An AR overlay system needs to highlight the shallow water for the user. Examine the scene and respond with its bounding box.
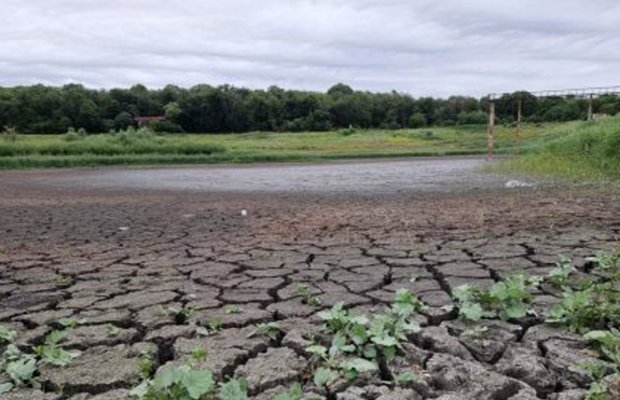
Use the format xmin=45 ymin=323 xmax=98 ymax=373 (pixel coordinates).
xmin=20 ymin=157 xmax=511 ymax=194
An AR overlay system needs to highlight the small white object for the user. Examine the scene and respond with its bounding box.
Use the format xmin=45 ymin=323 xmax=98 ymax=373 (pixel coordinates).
xmin=119 ymin=227 xmax=129 ymax=231
xmin=505 ymin=180 xmax=533 ymax=188
xmin=241 ymin=209 xmax=247 ymax=216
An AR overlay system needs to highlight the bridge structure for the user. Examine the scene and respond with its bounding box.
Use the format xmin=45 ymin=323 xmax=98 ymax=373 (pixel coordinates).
xmin=485 ymin=85 xmax=620 ymax=160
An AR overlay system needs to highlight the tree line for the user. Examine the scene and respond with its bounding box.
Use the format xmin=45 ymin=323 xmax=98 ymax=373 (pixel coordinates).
xmin=1 ymin=83 xmax=619 ymax=134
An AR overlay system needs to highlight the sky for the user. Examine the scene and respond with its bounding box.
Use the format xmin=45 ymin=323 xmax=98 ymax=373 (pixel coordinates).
xmin=1 ymin=0 xmax=620 ymax=97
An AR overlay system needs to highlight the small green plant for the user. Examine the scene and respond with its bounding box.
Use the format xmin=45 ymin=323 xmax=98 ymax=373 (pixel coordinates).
xmin=52 ymin=274 xmax=72 ymax=285
xmin=223 ymin=305 xmax=241 ymax=314
xmin=0 ymin=325 xmax=17 ymax=343
xmin=586 ymin=251 xmax=619 ymax=272
xmin=107 ymin=324 xmax=121 ymax=336
xmin=247 ymin=322 xmax=281 ymax=342
xmin=312 ymin=367 xmax=339 ymax=388
xmin=138 ymin=348 xmax=156 ymax=380
xmin=582 ymin=361 xmax=619 ymax=400
xmin=130 ymin=364 xmax=215 ymax=399
xmin=453 ymin=274 xmax=541 ymax=321
xmin=272 ymin=382 xmax=304 ymax=400
xmin=1 ymin=324 xmax=80 ymax=393
xmin=165 ymin=305 xmax=196 ymax=325
xmin=340 ymin=358 xmax=378 ymax=380
xmin=296 ymin=284 xmax=322 ymax=307
xmin=393 ymin=370 xmax=420 ymax=386
xmin=547 ymin=257 xmax=576 ymax=288
xmin=58 ymin=317 xmax=87 ymax=329
xmin=310 ymin=290 xmax=426 ymax=382
xmin=217 ymin=378 xmax=249 ymax=400
xmin=34 ymin=330 xmax=80 ymax=367
xmin=1 ymin=344 xmax=38 ymax=393
xmin=191 ymin=348 xmax=208 ymax=363
xmin=206 ymin=317 xmax=223 ymax=333
xmin=584 ymin=329 xmax=620 ymax=365
xmin=547 ymin=282 xmax=618 ymax=333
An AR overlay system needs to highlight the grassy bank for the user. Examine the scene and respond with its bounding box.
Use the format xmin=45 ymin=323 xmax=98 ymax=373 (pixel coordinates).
xmin=0 ymin=122 xmax=575 ymax=169
xmin=495 ymin=117 xmax=620 ymax=180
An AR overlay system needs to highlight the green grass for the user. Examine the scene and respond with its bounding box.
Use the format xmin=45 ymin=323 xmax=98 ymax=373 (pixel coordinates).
xmin=0 ymin=122 xmax=576 ymax=169
xmin=495 ymin=117 xmax=620 ymax=180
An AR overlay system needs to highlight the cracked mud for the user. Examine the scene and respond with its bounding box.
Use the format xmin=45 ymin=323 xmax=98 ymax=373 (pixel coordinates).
xmin=0 ymin=160 xmax=619 ymax=399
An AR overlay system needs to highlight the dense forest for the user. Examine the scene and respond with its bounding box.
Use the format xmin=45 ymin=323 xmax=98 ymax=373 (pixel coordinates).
xmin=1 ymin=83 xmax=620 ymax=134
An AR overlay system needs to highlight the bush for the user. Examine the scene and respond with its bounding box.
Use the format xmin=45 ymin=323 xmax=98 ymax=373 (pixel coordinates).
xmin=408 ymin=113 xmax=427 ymax=129
xmin=338 ymin=126 xmax=357 ymax=136
xmin=64 ymin=127 xmax=87 ymax=142
xmin=2 ymin=126 xmax=18 ymax=142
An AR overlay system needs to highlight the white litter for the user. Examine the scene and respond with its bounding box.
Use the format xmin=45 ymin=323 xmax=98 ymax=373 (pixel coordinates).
xmin=118 ymin=227 xmax=129 ymax=231
xmin=505 ymin=180 xmax=533 ymax=188
xmin=241 ymin=209 xmax=248 ymax=216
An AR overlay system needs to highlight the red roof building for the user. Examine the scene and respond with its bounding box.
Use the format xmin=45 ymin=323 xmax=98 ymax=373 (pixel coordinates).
xmin=133 ymin=116 xmax=166 ymax=126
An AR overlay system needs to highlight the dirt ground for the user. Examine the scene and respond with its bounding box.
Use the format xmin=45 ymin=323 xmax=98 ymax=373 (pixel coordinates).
xmin=0 ymin=161 xmax=619 ymax=400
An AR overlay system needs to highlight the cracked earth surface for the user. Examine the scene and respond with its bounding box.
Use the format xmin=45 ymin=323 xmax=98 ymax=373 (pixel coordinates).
xmin=0 ymin=161 xmax=619 ymax=400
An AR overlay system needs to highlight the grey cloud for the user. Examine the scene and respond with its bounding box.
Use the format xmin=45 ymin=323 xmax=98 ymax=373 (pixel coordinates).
xmin=1 ymin=0 xmax=619 ymax=96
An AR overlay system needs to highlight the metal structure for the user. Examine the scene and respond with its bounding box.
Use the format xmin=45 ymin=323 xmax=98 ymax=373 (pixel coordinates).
xmin=486 ymin=85 xmax=620 ymax=159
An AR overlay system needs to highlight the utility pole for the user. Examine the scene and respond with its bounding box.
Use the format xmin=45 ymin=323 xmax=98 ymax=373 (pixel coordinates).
xmin=487 ymin=101 xmax=495 ymax=160
xmin=515 ymin=97 xmax=522 ymax=155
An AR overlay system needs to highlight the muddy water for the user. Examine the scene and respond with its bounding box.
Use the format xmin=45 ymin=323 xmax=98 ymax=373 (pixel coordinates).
xmin=20 ymin=157 xmax=512 ymax=194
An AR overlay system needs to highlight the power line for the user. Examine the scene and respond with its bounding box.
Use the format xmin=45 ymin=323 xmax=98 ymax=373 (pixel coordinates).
xmin=489 ymin=85 xmax=620 ymax=100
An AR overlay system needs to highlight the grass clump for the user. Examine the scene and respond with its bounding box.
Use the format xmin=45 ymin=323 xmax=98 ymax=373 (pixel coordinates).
xmin=497 ymin=117 xmax=620 ymax=180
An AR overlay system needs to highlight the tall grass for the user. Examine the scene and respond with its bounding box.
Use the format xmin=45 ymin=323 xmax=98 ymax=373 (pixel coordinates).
xmin=497 ymin=117 xmax=620 ymax=180
xmin=0 ymin=122 xmax=577 ymax=169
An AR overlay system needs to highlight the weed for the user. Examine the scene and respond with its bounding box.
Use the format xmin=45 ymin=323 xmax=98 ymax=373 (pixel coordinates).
xmin=310 ymin=289 xmax=426 ymax=382
xmin=130 ymin=364 xmax=215 ymax=399
xmin=547 ymin=256 xmax=576 ymax=288
xmin=584 ymin=329 xmax=620 ymax=365
xmin=34 ymin=330 xmax=80 ymax=367
xmin=1 ymin=325 xmax=79 ymax=393
xmin=296 ymin=284 xmax=322 ymax=307
xmin=52 ymin=274 xmax=73 ymax=285
xmin=218 ymin=378 xmax=249 ymax=400
xmin=392 ymin=371 xmax=420 ymax=386
xmin=453 ymin=274 xmax=541 ymax=321
xmin=223 ymin=305 xmax=242 ymax=314
xmin=165 ymin=305 xmax=196 ymax=325
xmin=107 ymin=324 xmax=120 ymax=336
xmin=313 ymin=367 xmax=339 ymax=388
xmin=272 ymin=382 xmax=305 ymax=400
xmin=191 ymin=348 xmax=208 ymax=363
xmin=247 ymin=322 xmax=281 ymax=342
xmin=0 ymin=325 xmax=17 ymax=343
xmin=57 ymin=317 xmax=87 ymax=329
xmin=138 ymin=348 xmax=156 ymax=380
xmin=206 ymin=317 xmax=223 ymax=333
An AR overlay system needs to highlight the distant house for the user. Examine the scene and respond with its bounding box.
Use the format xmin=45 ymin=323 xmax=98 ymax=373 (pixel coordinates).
xmin=133 ymin=116 xmax=166 ymax=126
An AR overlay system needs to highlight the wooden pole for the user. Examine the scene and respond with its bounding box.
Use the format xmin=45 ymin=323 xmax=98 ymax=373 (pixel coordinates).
xmin=587 ymin=94 xmax=593 ymax=121
xmin=487 ymin=101 xmax=495 ymax=160
xmin=516 ymin=98 xmax=522 ymax=155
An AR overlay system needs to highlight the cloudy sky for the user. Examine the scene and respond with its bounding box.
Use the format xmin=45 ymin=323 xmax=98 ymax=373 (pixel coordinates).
xmin=2 ymin=0 xmax=619 ymax=97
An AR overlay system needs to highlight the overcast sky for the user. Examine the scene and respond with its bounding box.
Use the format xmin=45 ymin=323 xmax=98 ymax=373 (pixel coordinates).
xmin=2 ymin=0 xmax=619 ymax=97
